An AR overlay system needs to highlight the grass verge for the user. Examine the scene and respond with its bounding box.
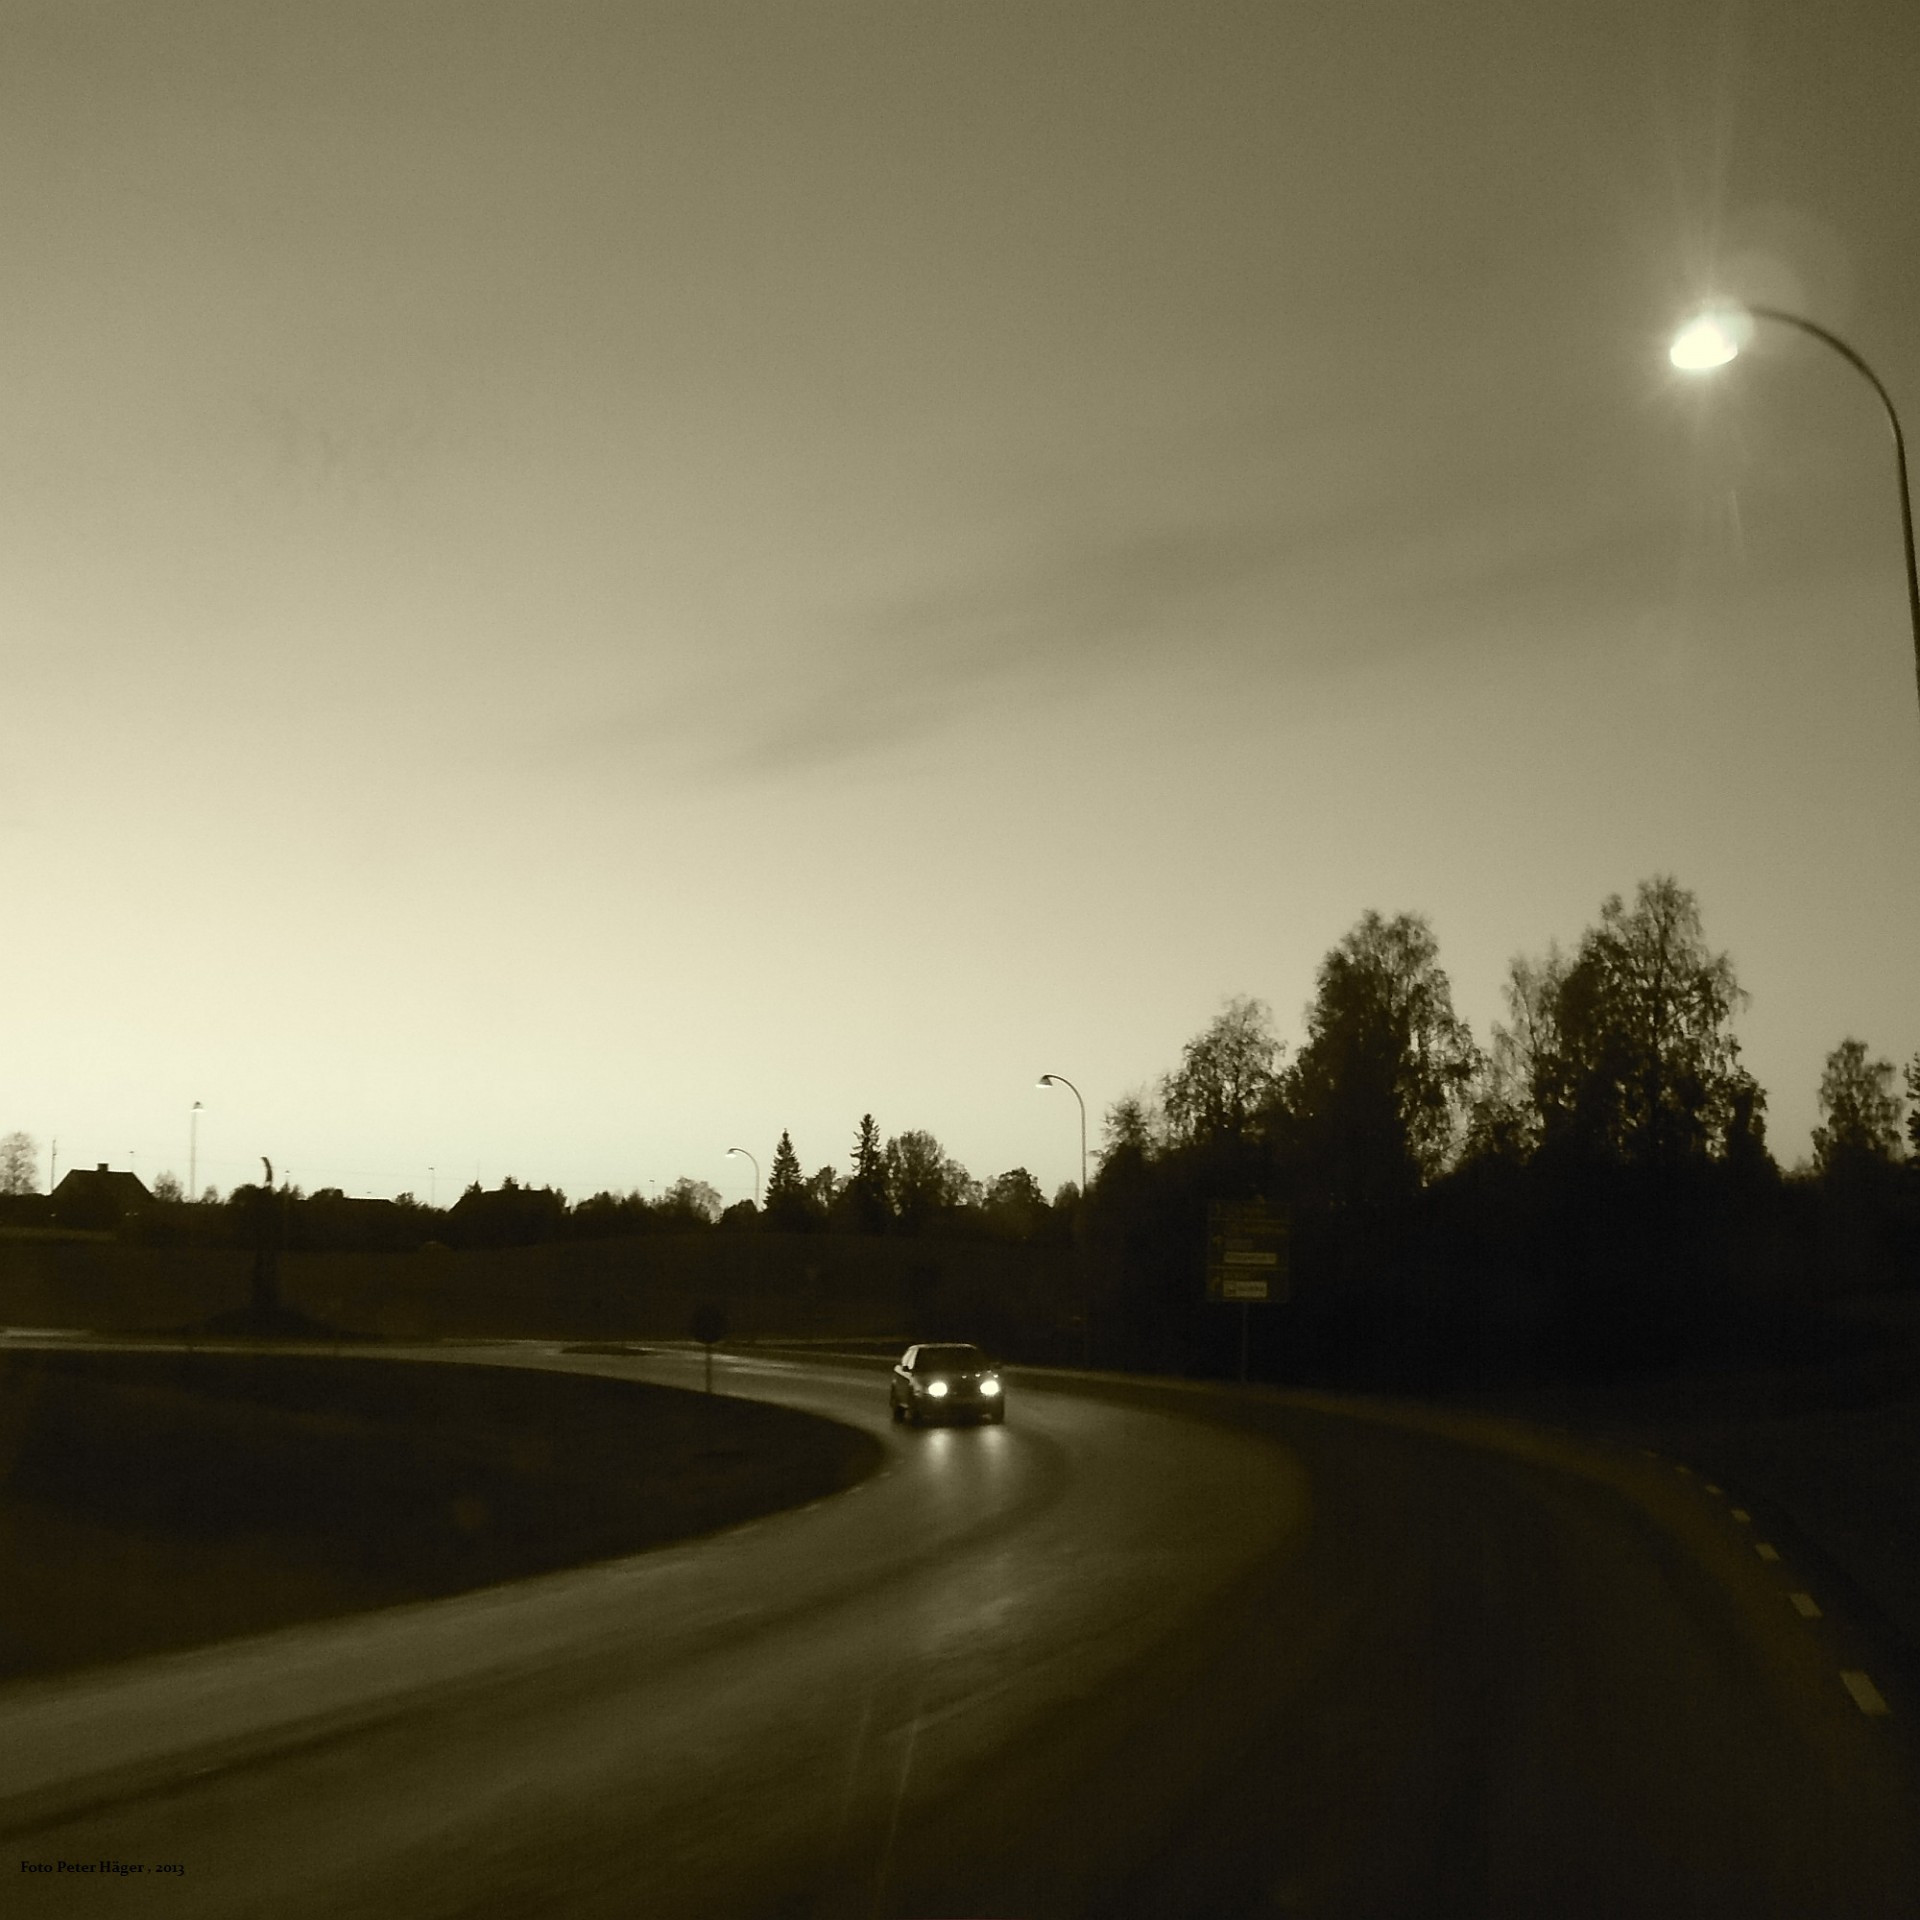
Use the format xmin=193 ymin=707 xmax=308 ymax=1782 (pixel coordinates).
xmin=0 ymin=1348 xmax=880 ymax=1682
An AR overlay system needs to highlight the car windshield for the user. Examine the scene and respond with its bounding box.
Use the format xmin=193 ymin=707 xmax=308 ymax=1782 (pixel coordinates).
xmin=915 ymin=1345 xmax=987 ymax=1372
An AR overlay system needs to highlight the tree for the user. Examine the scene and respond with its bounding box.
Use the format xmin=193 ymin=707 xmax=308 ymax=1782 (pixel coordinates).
xmin=1284 ymin=910 xmax=1478 ymax=1205
xmin=1723 ymin=1074 xmax=1774 ymax=1180
xmin=569 ymin=1188 xmax=652 ymax=1239
xmin=982 ymin=1166 xmax=1047 ymax=1240
xmin=1161 ymin=996 xmax=1282 ymax=1146
xmin=883 ymin=1129 xmax=971 ymax=1234
xmin=0 ymin=1131 xmax=37 ymax=1195
xmin=852 ymin=1114 xmax=883 ymax=1185
xmin=658 ymin=1177 xmax=722 ymax=1226
xmin=1099 ymin=1092 xmax=1162 ymax=1165
xmin=1812 ymin=1039 xmax=1903 ymax=1173
xmin=1466 ymin=946 xmax=1570 ymax=1161
xmin=1907 ymin=1054 xmax=1920 ymax=1158
xmin=764 ymin=1130 xmax=810 ymax=1229
xmin=151 ymin=1171 xmax=185 ymax=1203
xmin=1545 ymin=877 xmax=1750 ymax=1165
xmin=839 ymin=1114 xmax=891 ymax=1233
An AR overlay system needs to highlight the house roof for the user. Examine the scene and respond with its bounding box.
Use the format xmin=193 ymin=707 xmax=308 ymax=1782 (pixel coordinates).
xmin=51 ymin=1165 xmax=152 ymax=1207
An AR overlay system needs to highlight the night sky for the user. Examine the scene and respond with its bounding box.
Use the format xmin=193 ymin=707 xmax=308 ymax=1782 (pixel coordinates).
xmin=5 ymin=1 xmax=1915 ymax=1203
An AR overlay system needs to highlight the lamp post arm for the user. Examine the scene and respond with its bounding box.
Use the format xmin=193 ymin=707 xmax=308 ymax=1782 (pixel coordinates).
xmin=1747 ymin=307 xmax=1920 ymax=721
xmin=1041 ymin=1072 xmax=1089 ymax=1196
xmin=726 ymin=1147 xmax=760 ymax=1209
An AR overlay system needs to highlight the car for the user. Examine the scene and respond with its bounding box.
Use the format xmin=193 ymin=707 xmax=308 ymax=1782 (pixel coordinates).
xmin=889 ymin=1342 xmax=1006 ymax=1426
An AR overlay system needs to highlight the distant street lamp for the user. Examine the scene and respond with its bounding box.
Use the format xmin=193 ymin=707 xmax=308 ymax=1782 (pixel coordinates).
xmin=726 ymin=1146 xmax=760 ymax=1209
xmin=1036 ymin=1074 xmax=1087 ymax=1198
xmin=189 ymin=1101 xmax=203 ymax=1202
xmin=1670 ymin=305 xmax=1920 ymax=730
xmin=1038 ymin=1072 xmax=1092 ymax=1368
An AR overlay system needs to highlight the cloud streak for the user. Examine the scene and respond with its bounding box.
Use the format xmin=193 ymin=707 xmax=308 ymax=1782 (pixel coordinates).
xmin=589 ymin=483 xmax=1641 ymax=783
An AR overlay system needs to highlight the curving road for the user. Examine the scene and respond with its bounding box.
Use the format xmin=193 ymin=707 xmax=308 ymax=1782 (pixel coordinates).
xmin=4 ymin=1343 xmax=1917 ymax=1917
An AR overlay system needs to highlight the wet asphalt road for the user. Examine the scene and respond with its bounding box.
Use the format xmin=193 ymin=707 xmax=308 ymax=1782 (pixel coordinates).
xmin=4 ymin=1343 xmax=1916 ymax=1917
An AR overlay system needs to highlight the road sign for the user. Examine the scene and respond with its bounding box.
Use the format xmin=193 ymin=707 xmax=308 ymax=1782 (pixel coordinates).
xmin=1205 ymin=1199 xmax=1290 ymax=1304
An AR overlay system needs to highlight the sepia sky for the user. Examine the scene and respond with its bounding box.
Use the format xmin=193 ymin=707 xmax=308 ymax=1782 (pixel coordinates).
xmin=4 ymin=0 xmax=1917 ymax=1203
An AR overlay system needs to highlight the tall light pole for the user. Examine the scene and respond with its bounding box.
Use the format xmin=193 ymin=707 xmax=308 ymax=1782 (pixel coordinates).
xmin=1670 ymin=305 xmax=1920 ymax=729
xmin=726 ymin=1146 xmax=760 ymax=1209
xmin=189 ymin=1101 xmax=203 ymax=1202
xmin=1038 ymin=1073 xmax=1091 ymax=1367
xmin=1036 ymin=1073 xmax=1087 ymax=1197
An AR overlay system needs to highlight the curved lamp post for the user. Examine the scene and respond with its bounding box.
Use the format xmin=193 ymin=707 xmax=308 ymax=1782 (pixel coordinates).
xmin=1670 ymin=305 xmax=1920 ymax=727
xmin=725 ymin=1145 xmax=760 ymax=1209
xmin=1038 ymin=1073 xmax=1091 ymax=1367
xmin=1036 ymin=1073 xmax=1088 ymax=1197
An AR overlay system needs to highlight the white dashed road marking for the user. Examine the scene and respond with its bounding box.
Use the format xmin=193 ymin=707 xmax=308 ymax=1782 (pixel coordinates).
xmin=1730 ymin=1509 xmax=1751 ymax=1525
xmin=1703 ymin=1483 xmax=1722 ymax=1496
xmin=1755 ymin=1543 xmax=1780 ymax=1563
xmin=1841 ymin=1671 xmax=1891 ymax=1717
xmin=1789 ymin=1593 xmax=1821 ymax=1619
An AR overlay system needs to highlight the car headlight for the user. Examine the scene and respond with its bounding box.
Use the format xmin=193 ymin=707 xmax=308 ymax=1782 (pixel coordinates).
xmin=980 ymin=1377 xmax=1001 ymax=1396
xmin=927 ymin=1380 xmax=948 ymax=1398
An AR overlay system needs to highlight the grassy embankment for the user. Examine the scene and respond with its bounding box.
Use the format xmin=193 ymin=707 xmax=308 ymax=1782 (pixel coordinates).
xmin=0 ymin=1348 xmax=881 ymax=1682
xmin=0 ymin=1228 xmax=1079 ymax=1350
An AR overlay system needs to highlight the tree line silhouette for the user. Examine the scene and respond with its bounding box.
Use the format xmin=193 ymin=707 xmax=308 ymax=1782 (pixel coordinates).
xmin=2 ymin=871 xmax=1912 ymax=1387
xmin=1087 ymin=875 xmax=1919 ymax=1386
xmin=0 ymin=1125 xmax=1075 ymax=1256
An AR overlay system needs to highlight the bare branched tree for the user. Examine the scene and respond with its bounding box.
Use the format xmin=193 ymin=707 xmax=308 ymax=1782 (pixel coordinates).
xmin=0 ymin=1131 xmax=37 ymax=1195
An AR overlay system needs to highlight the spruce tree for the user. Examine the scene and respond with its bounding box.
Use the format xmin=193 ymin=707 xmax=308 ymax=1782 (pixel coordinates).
xmin=765 ymin=1130 xmax=808 ymax=1229
xmin=844 ymin=1114 xmax=890 ymax=1233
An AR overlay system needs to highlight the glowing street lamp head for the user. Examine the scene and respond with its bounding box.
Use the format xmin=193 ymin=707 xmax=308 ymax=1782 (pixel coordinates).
xmin=1670 ymin=309 xmax=1749 ymax=372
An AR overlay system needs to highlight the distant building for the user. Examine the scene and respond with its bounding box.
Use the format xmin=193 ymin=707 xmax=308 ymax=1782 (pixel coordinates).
xmin=50 ymin=1163 xmax=152 ymax=1232
xmin=447 ymin=1178 xmax=565 ymax=1248
xmin=296 ymin=1190 xmax=411 ymax=1252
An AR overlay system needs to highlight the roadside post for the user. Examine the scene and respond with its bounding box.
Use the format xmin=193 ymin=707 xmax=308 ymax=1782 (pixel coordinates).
xmin=690 ymin=1301 xmax=728 ymax=1393
xmin=1206 ymin=1199 xmax=1290 ymax=1383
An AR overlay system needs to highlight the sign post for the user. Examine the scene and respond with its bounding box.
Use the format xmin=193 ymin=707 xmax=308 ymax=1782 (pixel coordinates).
xmin=1205 ymin=1199 xmax=1289 ymax=1383
xmin=690 ymin=1301 xmax=728 ymax=1393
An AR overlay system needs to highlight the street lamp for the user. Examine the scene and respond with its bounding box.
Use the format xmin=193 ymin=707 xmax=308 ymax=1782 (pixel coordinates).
xmin=1038 ymin=1073 xmax=1091 ymax=1368
xmin=1670 ymin=304 xmax=1920 ymax=726
xmin=726 ymin=1146 xmax=760 ymax=1209
xmin=1036 ymin=1074 xmax=1088 ymax=1197
xmin=189 ymin=1101 xmax=203 ymax=1203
